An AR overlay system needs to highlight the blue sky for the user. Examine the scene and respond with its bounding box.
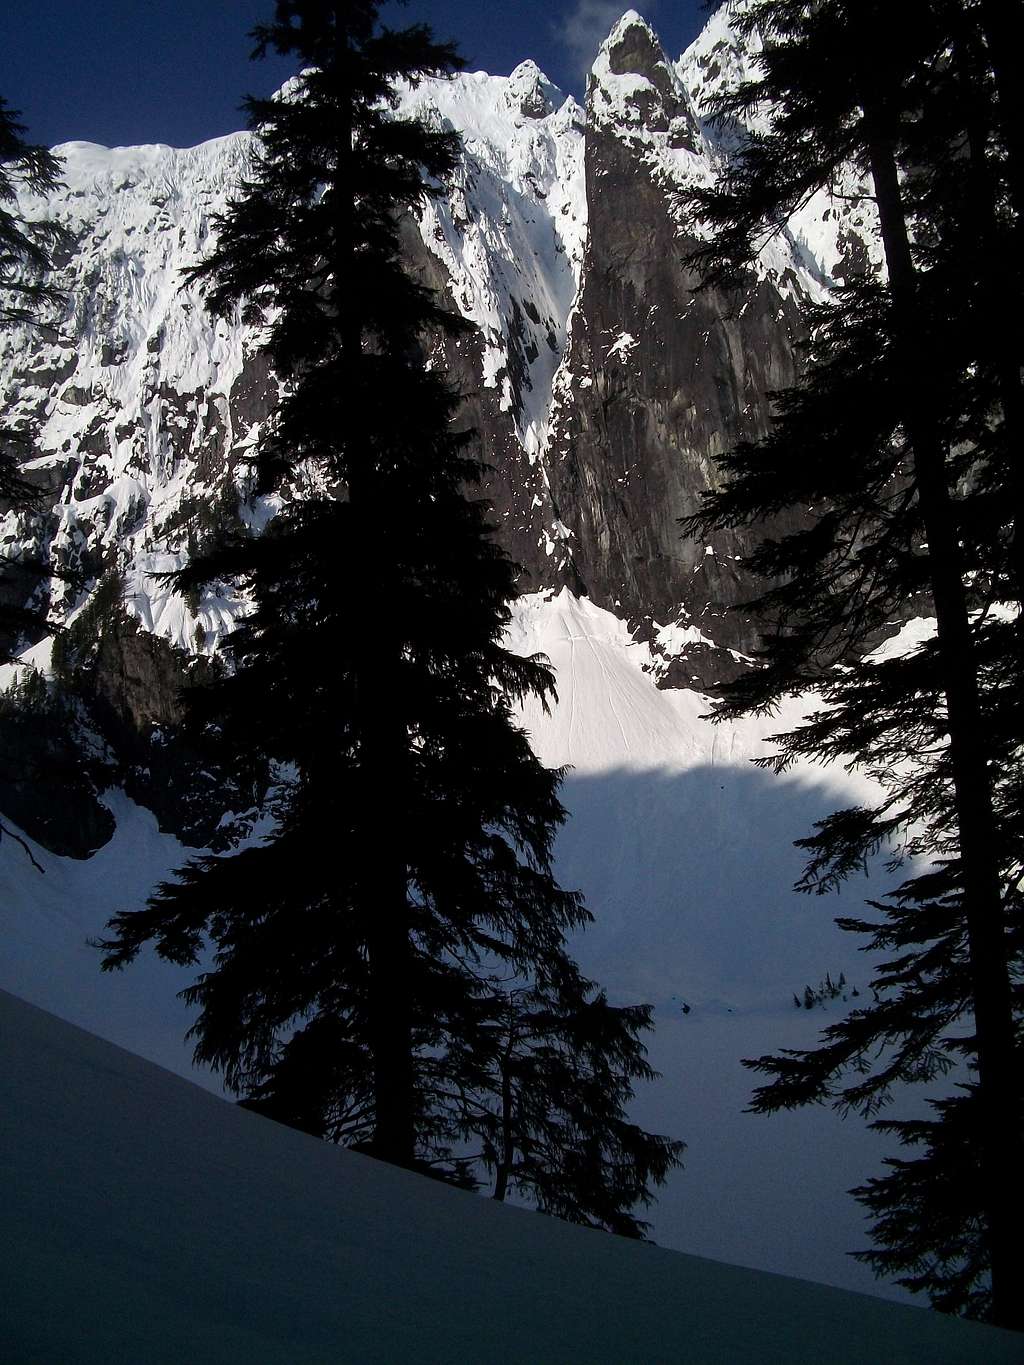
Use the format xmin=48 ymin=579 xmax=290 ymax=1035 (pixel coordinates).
xmin=2 ymin=1 xmax=711 ymax=150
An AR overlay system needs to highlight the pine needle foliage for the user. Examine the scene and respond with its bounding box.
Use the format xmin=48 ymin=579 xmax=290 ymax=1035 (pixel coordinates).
xmin=682 ymin=0 xmax=1024 ymax=1327
xmin=101 ymin=1 xmax=680 ymax=1230
xmin=0 ymin=97 xmax=67 ymax=333
xmin=0 ymin=97 xmax=70 ymax=657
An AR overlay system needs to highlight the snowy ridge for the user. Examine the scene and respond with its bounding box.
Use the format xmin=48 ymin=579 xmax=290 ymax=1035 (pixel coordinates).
xmin=0 ymin=4 xmax=887 ymax=662
xmin=590 ymin=9 xmax=883 ymax=301
xmin=1 ymin=134 xmax=263 ymax=653
xmin=0 ymin=70 xmax=591 ymax=656
xmin=589 ymin=11 xmax=718 ymax=196
xmin=677 ymin=2 xmax=885 ymax=289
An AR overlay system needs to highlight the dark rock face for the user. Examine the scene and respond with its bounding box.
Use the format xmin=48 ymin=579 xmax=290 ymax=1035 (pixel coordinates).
xmin=81 ymin=609 xmax=257 ymax=849
xmin=0 ymin=712 xmax=115 ymax=859
xmin=398 ymin=22 xmax=813 ymax=691
xmin=543 ymin=113 xmax=804 ymax=686
xmin=92 ymin=613 xmax=192 ymax=732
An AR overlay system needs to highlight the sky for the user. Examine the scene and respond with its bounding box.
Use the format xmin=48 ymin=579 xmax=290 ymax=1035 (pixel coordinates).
xmin=2 ymin=1 xmax=713 ymax=151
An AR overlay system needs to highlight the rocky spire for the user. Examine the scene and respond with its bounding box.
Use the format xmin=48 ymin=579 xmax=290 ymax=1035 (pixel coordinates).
xmin=589 ymin=10 xmax=699 ymax=147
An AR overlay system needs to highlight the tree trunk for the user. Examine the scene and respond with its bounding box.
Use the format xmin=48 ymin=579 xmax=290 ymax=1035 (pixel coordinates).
xmin=492 ymin=1022 xmax=516 ymax=1203
xmin=355 ymin=552 xmax=416 ymax=1168
xmin=867 ymin=127 xmax=1023 ymax=1331
xmin=362 ymin=679 xmax=417 ymax=1170
xmin=954 ymin=22 xmax=1024 ymax=607
xmin=334 ymin=6 xmax=416 ymax=1171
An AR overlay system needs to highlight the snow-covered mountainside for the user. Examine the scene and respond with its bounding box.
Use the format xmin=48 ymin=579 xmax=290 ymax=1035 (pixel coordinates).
xmin=7 ymin=989 xmax=1021 ymax=1363
xmin=0 ymin=5 xmax=882 ymax=694
xmin=0 ymin=3 xmax=919 ymax=1314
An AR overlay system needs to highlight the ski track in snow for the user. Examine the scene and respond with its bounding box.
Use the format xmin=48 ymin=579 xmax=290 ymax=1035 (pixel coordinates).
xmin=581 ymin=625 xmax=631 ymax=754
xmin=566 ymin=632 xmax=580 ymax=753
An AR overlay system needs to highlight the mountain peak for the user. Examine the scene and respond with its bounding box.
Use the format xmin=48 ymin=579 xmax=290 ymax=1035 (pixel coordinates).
xmin=590 ymin=11 xmax=689 ymax=136
xmin=505 ymin=60 xmax=561 ymax=119
xmin=602 ymin=10 xmax=665 ymax=78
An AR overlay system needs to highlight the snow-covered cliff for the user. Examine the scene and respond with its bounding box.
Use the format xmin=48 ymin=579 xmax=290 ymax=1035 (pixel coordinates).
xmin=0 ymin=6 xmax=881 ymax=688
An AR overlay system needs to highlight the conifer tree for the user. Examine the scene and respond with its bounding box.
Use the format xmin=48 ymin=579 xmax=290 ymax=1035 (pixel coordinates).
xmin=102 ymin=1 xmax=680 ymax=1224
xmin=242 ymin=966 xmax=683 ymax=1234
xmin=682 ymin=0 xmax=1022 ymax=1327
xmin=0 ymin=98 xmax=67 ymax=648
xmin=0 ymin=98 xmax=65 ymax=332
xmin=473 ymin=979 xmax=683 ymax=1237
xmin=1 ymin=99 xmax=68 ymax=869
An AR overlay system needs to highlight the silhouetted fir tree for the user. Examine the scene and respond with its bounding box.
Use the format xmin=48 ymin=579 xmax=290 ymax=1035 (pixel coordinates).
xmin=683 ymin=0 xmax=1022 ymax=1327
xmin=474 ymin=980 xmax=683 ymax=1237
xmin=0 ymin=98 xmax=66 ymax=332
xmin=101 ymin=1 xmax=680 ymax=1223
xmin=0 ymin=98 xmax=68 ymax=655
xmin=1 ymin=100 xmax=69 ymax=869
xmin=242 ymin=965 xmax=683 ymax=1234
xmin=849 ymin=1083 xmax=1014 ymax=1318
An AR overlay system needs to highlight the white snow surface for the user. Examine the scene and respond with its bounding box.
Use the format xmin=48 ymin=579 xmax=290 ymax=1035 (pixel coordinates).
xmin=6 ymin=989 xmax=1020 ymax=1363
xmin=2 ymin=589 xmax=944 ymax=1306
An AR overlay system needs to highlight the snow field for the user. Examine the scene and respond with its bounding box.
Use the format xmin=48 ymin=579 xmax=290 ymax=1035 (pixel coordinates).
xmin=3 ymin=590 xmax=928 ymax=1303
xmin=5 ymin=988 xmax=1019 ymax=1363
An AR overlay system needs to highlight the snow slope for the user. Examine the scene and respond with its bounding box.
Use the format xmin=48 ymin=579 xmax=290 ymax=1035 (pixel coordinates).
xmin=5 ymin=988 xmax=1019 ymax=1365
xmin=0 ymin=788 xmax=209 ymax=1083
xmin=2 ymin=590 xmax=928 ymax=1304
xmin=514 ymin=592 xmax=923 ymax=1292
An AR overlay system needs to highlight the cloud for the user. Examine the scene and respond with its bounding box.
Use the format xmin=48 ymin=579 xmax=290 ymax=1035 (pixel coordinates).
xmin=555 ymin=1 xmax=655 ymax=82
